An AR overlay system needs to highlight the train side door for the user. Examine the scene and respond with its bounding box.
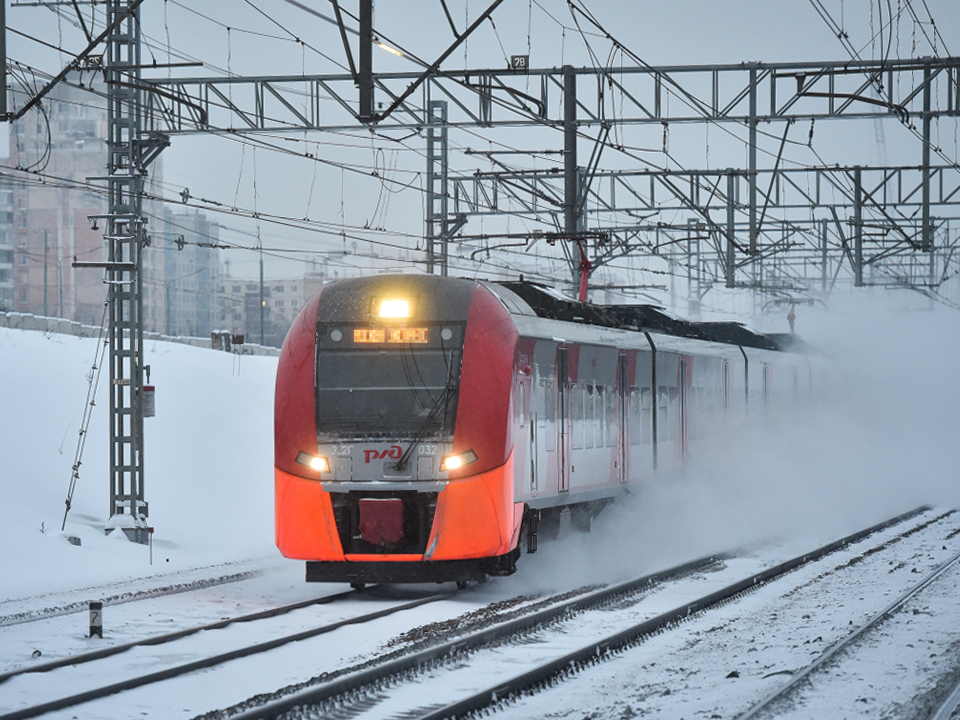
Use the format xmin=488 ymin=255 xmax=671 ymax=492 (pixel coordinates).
xmin=721 ymin=359 xmax=730 ymax=412
xmin=679 ymin=355 xmax=690 ymax=461
xmin=618 ymin=353 xmax=628 ymax=483
xmin=529 ymin=368 xmax=538 ymax=493
xmin=557 ymin=347 xmax=570 ymax=493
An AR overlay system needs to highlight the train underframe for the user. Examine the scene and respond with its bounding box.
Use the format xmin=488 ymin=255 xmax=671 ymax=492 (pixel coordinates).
xmin=303 ymin=498 xmax=612 ymax=586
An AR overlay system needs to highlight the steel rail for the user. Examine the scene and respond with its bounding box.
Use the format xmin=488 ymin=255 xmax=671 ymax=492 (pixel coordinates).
xmin=0 ymin=563 xmax=264 ymax=628
xmin=1 ymin=506 xmax=931 ymax=720
xmin=227 ymin=553 xmax=728 ymax=720
xmin=0 ymin=588 xmax=357 ymax=684
xmin=735 ymin=546 xmax=960 ymax=720
xmin=0 ymin=589 xmax=452 ymax=720
xmin=410 ymin=506 xmax=934 ymax=720
xmin=930 ymin=678 xmax=960 ymax=720
xmin=230 ymin=506 xmax=931 ymax=720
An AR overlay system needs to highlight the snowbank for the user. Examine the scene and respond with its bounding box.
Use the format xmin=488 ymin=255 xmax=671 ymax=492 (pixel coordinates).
xmin=0 ymin=328 xmax=279 ymax=601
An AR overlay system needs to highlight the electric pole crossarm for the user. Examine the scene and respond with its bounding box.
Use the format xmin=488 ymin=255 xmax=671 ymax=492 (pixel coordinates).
xmin=205 ymin=84 xmax=261 ymax=130
xmin=146 ymin=82 xmax=209 ymax=129
xmin=461 ymin=165 xmax=960 ymax=216
xmin=142 ymin=57 xmax=960 ymax=134
xmin=262 ymin=82 xmax=312 ymax=127
xmin=430 ymin=78 xmax=486 ymax=125
xmin=73 ymin=260 xmax=137 ymax=271
xmin=602 ymin=73 xmax=658 ymax=121
xmin=372 ymin=77 xmax=426 ymax=126
xmin=483 ymin=155 xmax=565 ymax=208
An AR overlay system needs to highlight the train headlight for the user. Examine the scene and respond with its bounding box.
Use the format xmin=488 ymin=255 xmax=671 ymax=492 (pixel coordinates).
xmin=296 ymin=451 xmax=330 ymax=474
xmin=439 ymin=449 xmax=478 ymax=472
xmin=378 ymin=298 xmax=411 ymax=318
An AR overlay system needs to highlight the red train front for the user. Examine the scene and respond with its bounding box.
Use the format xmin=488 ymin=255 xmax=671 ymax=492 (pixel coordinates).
xmin=274 ymin=274 xmax=523 ymax=586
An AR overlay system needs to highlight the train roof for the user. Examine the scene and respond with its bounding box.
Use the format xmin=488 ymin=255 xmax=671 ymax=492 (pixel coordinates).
xmin=493 ymin=279 xmax=793 ymax=352
xmin=495 ymin=281 xmax=621 ymax=329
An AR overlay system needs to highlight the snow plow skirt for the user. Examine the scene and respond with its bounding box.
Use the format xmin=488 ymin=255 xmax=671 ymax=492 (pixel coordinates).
xmin=305 ymin=550 xmax=518 ymax=584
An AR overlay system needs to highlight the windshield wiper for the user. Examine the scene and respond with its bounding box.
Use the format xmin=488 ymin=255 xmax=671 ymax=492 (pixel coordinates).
xmin=393 ymin=382 xmax=454 ymax=471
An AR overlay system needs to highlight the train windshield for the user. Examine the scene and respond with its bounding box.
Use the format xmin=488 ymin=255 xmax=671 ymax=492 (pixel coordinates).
xmin=315 ymin=323 xmax=464 ymax=439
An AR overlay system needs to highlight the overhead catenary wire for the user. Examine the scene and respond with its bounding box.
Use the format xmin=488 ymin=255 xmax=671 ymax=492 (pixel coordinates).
xmin=18 ymin=0 xmax=836 ymax=228
xmin=7 ymin=0 xmax=958 ymax=304
xmin=807 ymin=0 xmax=959 ymax=172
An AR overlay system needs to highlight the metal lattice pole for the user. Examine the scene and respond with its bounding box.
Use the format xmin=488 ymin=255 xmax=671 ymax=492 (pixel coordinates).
xmin=426 ymin=100 xmax=449 ymax=275
xmin=105 ymin=0 xmax=149 ymax=542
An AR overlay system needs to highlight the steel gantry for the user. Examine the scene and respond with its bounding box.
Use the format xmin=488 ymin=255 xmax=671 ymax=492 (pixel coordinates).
xmin=140 ymin=57 xmax=960 ymax=133
xmin=139 ymin=55 xmax=960 ymax=302
xmin=445 ymin=163 xmax=960 ymax=293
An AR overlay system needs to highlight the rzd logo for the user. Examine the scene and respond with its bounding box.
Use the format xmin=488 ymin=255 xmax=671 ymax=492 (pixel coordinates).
xmin=364 ymin=445 xmax=402 ymax=463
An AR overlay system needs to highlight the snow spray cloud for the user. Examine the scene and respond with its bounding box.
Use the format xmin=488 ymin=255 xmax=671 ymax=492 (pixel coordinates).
xmin=510 ymin=291 xmax=960 ymax=593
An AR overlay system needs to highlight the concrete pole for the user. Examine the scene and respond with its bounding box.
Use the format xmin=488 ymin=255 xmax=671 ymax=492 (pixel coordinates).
xmin=0 ymin=0 xmax=6 ymax=117
xmin=259 ymin=249 xmax=264 ymax=344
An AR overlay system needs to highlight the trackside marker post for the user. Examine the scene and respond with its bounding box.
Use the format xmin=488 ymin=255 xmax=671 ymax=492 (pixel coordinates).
xmin=89 ymin=601 xmax=102 ymax=638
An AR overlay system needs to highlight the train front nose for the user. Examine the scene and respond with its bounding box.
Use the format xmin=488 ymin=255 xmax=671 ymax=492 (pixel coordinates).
xmin=277 ymin=275 xmax=521 ymax=584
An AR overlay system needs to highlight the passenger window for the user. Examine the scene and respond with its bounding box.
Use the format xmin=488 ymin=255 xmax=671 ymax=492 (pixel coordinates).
xmin=606 ymin=386 xmax=617 ymax=447
xmin=518 ymin=382 xmax=526 ymax=428
xmin=595 ymin=385 xmax=605 ymax=448
xmin=571 ymin=382 xmax=583 ymax=450
xmin=543 ymin=379 xmax=556 ymax=452
xmin=640 ymin=387 xmax=652 ymax=445
xmin=585 ymin=383 xmax=595 ymax=449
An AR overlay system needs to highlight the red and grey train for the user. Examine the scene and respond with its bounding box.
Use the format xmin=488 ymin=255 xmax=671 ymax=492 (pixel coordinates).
xmin=274 ymin=273 xmax=809 ymax=586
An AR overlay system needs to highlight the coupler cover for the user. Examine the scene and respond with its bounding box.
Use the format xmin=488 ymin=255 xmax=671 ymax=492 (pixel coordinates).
xmin=359 ymin=498 xmax=405 ymax=547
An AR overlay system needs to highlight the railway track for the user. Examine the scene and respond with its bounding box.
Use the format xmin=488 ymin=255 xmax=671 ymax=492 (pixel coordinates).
xmin=931 ymin=680 xmax=960 ymax=720
xmin=224 ymin=506 xmax=939 ymax=720
xmin=2 ymin=506 xmax=953 ymax=720
xmin=190 ymin=508 xmax=924 ymax=720
xmin=735 ymin=538 xmax=960 ymax=719
xmin=0 ymin=586 xmax=364 ymax=685
xmin=0 ymin=587 xmax=455 ymax=720
xmin=0 ymin=558 xmax=270 ymax=628
xmin=0 ymin=552 xmax=724 ymax=720
xmin=487 ymin=505 xmax=960 ymax=720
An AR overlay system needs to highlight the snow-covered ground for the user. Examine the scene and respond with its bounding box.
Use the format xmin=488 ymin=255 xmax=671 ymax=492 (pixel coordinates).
xmin=496 ymin=511 xmax=960 ymax=720
xmin=0 ymin=327 xmax=280 ymax=600
xmin=0 ymin=289 xmax=958 ymax=717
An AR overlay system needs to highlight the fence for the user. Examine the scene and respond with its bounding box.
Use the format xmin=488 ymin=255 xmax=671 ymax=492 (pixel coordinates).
xmin=0 ymin=312 xmax=280 ymax=357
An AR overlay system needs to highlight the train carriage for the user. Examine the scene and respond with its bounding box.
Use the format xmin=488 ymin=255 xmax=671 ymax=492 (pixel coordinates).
xmin=274 ymin=274 xmax=809 ymax=586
